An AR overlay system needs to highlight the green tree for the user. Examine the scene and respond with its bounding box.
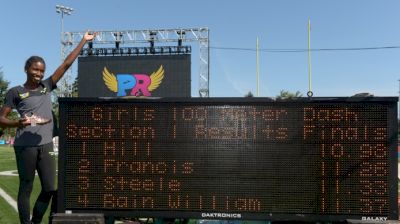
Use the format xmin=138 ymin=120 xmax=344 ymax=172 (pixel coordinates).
xmin=276 ymin=90 xmax=303 ymax=100
xmin=51 ymin=76 xmax=78 ymax=129
xmin=0 ymin=67 xmax=10 ymax=104
xmin=244 ymin=91 xmax=254 ymax=97
xmin=0 ymin=67 xmax=18 ymax=137
xmin=71 ymin=76 xmax=78 ymax=97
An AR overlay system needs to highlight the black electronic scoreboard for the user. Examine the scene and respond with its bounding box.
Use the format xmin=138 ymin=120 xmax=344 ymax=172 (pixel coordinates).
xmin=57 ymin=97 xmax=398 ymax=222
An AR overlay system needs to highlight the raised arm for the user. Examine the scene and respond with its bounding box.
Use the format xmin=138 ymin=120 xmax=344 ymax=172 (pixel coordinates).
xmin=51 ymin=31 xmax=96 ymax=85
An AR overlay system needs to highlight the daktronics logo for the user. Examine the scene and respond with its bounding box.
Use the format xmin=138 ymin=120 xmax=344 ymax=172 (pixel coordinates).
xmin=201 ymin=213 xmax=242 ymax=219
xmin=103 ymin=65 xmax=164 ymax=96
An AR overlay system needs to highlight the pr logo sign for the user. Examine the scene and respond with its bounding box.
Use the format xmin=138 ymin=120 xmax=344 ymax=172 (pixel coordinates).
xmin=102 ymin=65 xmax=164 ymax=96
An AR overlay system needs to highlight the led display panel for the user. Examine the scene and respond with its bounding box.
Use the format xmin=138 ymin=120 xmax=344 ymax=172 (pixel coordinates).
xmin=77 ymin=55 xmax=191 ymax=97
xmin=57 ymin=97 xmax=398 ymax=222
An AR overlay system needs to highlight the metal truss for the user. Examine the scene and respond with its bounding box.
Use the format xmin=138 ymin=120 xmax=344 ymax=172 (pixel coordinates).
xmin=80 ymin=46 xmax=192 ymax=56
xmin=61 ymin=27 xmax=210 ymax=97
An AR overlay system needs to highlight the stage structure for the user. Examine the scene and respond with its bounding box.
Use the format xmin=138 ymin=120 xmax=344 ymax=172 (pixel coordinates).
xmin=60 ymin=28 xmax=210 ymax=97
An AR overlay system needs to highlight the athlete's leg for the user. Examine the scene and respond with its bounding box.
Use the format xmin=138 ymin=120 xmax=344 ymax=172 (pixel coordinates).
xmin=31 ymin=142 xmax=56 ymax=224
xmin=14 ymin=146 xmax=39 ymax=224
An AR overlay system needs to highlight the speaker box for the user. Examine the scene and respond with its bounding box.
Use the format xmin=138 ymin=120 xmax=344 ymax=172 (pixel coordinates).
xmin=51 ymin=213 xmax=105 ymax=224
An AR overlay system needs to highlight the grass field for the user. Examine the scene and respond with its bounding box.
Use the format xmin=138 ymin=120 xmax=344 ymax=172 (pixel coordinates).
xmin=0 ymin=145 xmax=52 ymax=224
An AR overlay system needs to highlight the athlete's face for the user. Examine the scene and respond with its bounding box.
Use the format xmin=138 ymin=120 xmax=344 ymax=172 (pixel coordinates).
xmin=26 ymin=62 xmax=45 ymax=84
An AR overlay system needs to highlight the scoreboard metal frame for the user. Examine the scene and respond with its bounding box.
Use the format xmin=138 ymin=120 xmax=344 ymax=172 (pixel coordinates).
xmin=57 ymin=97 xmax=398 ymax=222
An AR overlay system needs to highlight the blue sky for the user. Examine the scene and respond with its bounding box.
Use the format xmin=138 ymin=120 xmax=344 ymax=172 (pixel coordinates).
xmin=1 ymin=0 xmax=399 ymax=97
